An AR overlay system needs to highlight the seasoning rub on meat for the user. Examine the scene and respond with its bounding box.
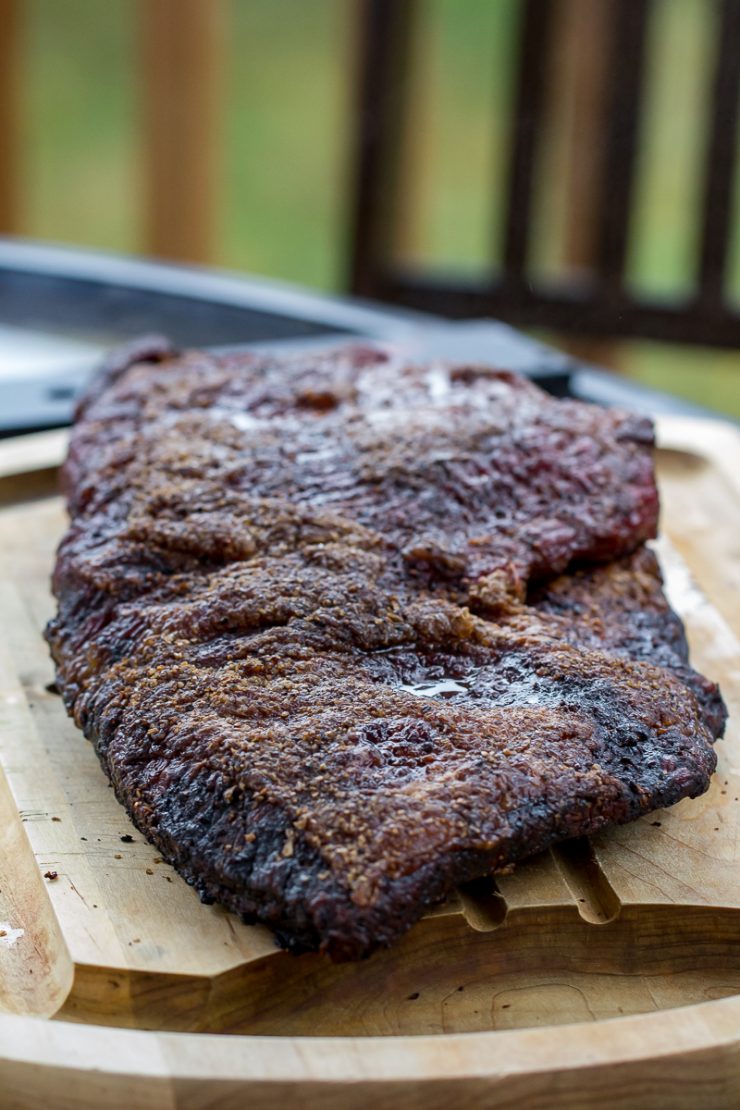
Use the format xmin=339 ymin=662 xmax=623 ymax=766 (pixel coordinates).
xmin=46 ymin=340 xmax=724 ymax=960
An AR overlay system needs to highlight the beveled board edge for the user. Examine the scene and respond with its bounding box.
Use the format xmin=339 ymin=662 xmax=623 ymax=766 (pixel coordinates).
xmin=0 ymin=428 xmax=68 ymax=481
xmin=1 ymin=994 xmax=740 ymax=1108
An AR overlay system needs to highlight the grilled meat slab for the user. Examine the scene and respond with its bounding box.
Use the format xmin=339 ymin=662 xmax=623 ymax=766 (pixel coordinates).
xmin=61 ymin=342 xmax=659 ymax=604
xmin=47 ymin=343 xmax=721 ymax=959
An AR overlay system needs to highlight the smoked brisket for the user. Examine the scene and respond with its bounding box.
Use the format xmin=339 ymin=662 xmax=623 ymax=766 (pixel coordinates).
xmin=47 ymin=343 xmax=722 ymax=959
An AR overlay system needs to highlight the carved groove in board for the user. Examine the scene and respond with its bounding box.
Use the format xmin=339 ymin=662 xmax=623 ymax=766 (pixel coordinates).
xmin=549 ymin=839 xmax=621 ymax=924
xmin=456 ymin=877 xmax=508 ymax=932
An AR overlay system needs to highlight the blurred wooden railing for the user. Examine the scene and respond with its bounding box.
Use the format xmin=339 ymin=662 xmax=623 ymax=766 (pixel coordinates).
xmin=0 ymin=0 xmax=224 ymax=264
xmin=349 ymin=0 xmax=740 ymax=350
xmin=2 ymin=0 xmax=740 ymax=362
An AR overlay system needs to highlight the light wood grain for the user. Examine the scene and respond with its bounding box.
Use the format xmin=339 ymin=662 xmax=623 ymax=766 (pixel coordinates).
xmin=0 ymin=414 xmax=738 ymax=1105
xmin=2 ymin=992 xmax=740 ymax=1108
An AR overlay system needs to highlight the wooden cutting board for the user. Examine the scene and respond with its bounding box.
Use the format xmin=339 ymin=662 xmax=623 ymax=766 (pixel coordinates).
xmin=0 ymin=415 xmax=739 ymax=1108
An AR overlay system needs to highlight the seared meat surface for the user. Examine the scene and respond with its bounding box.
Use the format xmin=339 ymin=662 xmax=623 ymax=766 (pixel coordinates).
xmin=47 ymin=342 xmax=722 ymax=959
xmin=528 ymin=547 xmax=727 ymax=739
xmin=61 ymin=342 xmax=659 ymax=604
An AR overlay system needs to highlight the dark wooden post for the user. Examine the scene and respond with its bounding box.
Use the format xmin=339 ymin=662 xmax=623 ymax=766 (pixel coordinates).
xmin=347 ymin=0 xmax=419 ymax=297
xmin=501 ymin=0 xmax=555 ymax=294
xmin=557 ymin=0 xmax=614 ymax=277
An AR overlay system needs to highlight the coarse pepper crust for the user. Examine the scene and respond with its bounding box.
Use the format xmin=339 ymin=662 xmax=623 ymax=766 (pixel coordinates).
xmin=46 ymin=341 xmax=721 ymax=959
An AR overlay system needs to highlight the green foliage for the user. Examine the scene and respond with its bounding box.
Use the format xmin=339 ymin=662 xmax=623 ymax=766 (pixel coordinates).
xmin=24 ymin=0 xmax=137 ymax=250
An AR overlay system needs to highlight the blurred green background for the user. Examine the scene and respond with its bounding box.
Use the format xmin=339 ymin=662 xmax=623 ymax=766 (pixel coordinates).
xmin=16 ymin=0 xmax=740 ymax=416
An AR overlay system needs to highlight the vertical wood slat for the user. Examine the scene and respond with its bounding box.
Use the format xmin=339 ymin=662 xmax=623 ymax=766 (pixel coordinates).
xmin=139 ymin=0 xmax=223 ymax=263
xmin=0 ymin=0 xmax=21 ymax=233
xmin=347 ymin=0 xmax=419 ymax=297
xmin=501 ymin=0 xmax=556 ymax=288
xmin=554 ymin=0 xmax=622 ymax=369
xmin=595 ymin=0 xmax=650 ymax=296
xmin=557 ymin=0 xmax=614 ymax=274
xmin=697 ymin=0 xmax=740 ymax=308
